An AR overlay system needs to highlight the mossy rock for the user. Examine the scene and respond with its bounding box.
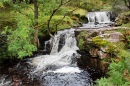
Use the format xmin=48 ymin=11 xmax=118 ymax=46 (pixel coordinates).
xmin=115 ymin=11 xmax=130 ymax=26
xmin=75 ymin=31 xmax=96 ymax=51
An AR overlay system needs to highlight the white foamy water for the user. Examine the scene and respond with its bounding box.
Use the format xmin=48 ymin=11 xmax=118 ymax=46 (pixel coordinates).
xmin=0 ymin=75 xmax=12 ymax=86
xmin=52 ymin=66 xmax=81 ymax=73
xmin=87 ymin=11 xmax=111 ymax=24
xmin=14 ymin=28 xmax=92 ymax=86
xmin=31 ymin=28 xmax=80 ymax=74
xmin=80 ymin=11 xmax=115 ymax=29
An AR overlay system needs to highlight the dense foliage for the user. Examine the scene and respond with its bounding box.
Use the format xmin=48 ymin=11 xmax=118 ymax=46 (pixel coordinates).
xmin=0 ymin=0 xmax=79 ymax=59
xmin=96 ymin=30 xmax=130 ymax=86
xmin=96 ymin=50 xmax=130 ymax=86
xmin=7 ymin=18 xmax=37 ymax=58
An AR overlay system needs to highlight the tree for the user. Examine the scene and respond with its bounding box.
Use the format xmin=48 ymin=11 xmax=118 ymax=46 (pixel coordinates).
xmin=33 ymin=0 xmax=39 ymax=47
xmin=9 ymin=0 xmax=73 ymax=47
xmin=1 ymin=0 xmax=89 ymax=58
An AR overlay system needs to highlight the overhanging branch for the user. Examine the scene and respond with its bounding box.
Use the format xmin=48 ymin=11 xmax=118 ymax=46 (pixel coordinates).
xmin=55 ymin=2 xmax=88 ymax=32
xmin=47 ymin=0 xmax=72 ymax=36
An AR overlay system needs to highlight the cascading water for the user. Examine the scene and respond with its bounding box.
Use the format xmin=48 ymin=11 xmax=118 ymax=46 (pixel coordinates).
xmin=0 ymin=11 xmax=118 ymax=86
xmin=29 ymin=28 xmax=92 ymax=86
xmin=87 ymin=12 xmax=111 ymax=24
xmin=80 ymin=11 xmax=115 ymax=28
xmin=0 ymin=28 xmax=92 ymax=86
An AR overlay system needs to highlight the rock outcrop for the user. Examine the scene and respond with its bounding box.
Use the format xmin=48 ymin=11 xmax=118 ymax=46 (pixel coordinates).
xmin=115 ymin=11 xmax=130 ymax=26
xmin=75 ymin=28 xmax=123 ymax=73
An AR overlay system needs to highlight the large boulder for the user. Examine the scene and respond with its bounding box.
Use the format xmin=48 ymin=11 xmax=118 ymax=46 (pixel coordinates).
xmin=75 ymin=29 xmax=123 ymax=73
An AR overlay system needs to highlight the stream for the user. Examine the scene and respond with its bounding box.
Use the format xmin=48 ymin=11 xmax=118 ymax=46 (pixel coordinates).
xmin=0 ymin=11 xmax=116 ymax=86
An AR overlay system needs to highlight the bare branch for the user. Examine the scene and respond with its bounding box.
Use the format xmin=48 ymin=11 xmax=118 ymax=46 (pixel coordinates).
xmin=47 ymin=0 xmax=72 ymax=36
xmin=55 ymin=2 xmax=88 ymax=32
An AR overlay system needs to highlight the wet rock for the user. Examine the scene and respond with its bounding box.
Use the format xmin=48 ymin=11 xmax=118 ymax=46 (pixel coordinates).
xmin=89 ymin=48 xmax=98 ymax=57
xmin=108 ymin=11 xmax=118 ymax=22
xmin=97 ymin=51 xmax=110 ymax=59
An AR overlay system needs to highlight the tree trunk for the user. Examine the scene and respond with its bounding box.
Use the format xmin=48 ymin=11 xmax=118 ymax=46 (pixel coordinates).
xmin=33 ymin=0 xmax=39 ymax=48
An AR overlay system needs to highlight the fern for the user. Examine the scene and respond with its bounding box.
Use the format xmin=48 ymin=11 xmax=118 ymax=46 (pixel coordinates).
xmin=97 ymin=49 xmax=130 ymax=86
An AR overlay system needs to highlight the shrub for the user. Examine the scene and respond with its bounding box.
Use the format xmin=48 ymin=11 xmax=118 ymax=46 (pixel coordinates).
xmin=8 ymin=19 xmax=37 ymax=59
xmin=96 ymin=48 xmax=130 ymax=86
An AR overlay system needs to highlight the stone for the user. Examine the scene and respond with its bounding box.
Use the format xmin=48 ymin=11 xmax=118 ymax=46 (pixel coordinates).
xmin=89 ymin=48 xmax=98 ymax=57
xmin=108 ymin=32 xmax=123 ymax=42
xmin=115 ymin=11 xmax=130 ymax=26
xmin=97 ymin=51 xmax=109 ymax=59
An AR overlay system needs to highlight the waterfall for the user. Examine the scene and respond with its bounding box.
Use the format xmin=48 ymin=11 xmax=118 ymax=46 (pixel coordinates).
xmin=80 ymin=11 xmax=115 ymax=29
xmin=87 ymin=12 xmax=111 ymax=24
xmin=31 ymin=29 xmax=80 ymax=72
xmin=0 ymin=28 xmax=92 ymax=86
xmin=29 ymin=28 xmax=92 ymax=86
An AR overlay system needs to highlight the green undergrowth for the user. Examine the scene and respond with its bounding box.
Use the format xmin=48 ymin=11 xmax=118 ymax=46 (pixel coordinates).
xmin=96 ymin=49 xmax=130 ymax=86
xmin=96 ymin=41 xmax=130 ymax=85
xmin=92 ymin=28 xmax=130 ymax=85
xmin=0 ymin=2 xmax=3 ymax=7
xmin=76 ymin=29 xmax=130 ymax=85
xmin=77 ymin=32 xmax=86 ymax=50
xmin=121 ymin=22 xmax=130 ymax=27
xmin=72 ymin=8 xmax=87 ymax=16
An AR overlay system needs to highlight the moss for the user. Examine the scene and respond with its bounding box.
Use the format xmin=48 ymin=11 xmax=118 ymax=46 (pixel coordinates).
xmin=92 ymin=36 xmax=109 ymax=47
xmin=78 ymin=38 xmax=84 ymax=50
xmin=121 ymin=22 xmax=130 ymax=27
xmin=92 ymin=36 xmax=118 ymax=54
xmin=76 ymin=31 xmax=86 ymax=50
xmin=116 ymin=11 xmax=130 ymax=26
xmin=76 ymin=31 xmax=94 ymax=51
xmin=73 ymin=8 xmax=87 ymax=16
